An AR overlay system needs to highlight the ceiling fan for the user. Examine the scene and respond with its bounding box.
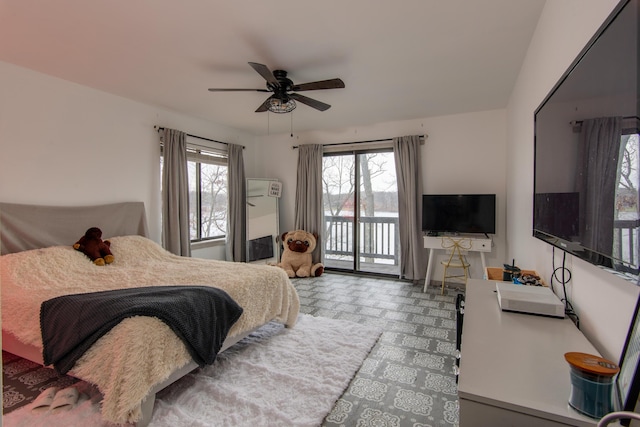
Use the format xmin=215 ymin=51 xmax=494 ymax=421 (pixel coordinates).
xmin=208 ymin=62 xmax=345 ymax=113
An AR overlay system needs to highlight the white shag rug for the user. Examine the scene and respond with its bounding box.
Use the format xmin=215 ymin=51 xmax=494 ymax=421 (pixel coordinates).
xmin=3 ymin=314 xmax=382 ymax=427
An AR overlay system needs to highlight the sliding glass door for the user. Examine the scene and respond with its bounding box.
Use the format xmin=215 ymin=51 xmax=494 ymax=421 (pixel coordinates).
xmin=322 ymin=149 xmax=399 ymax=275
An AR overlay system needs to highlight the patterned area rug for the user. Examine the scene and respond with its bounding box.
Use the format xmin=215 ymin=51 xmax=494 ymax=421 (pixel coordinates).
xmin=3 ymin=313 xmax=381 ymax=427
xmin=294 ymin=274 xmax=463 ymax=427
xmin=3 ymin=351 xmax=79 ymax=414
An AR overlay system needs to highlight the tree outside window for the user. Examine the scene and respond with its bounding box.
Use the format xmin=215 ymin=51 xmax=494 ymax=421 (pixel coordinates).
xmin=161 ymin=146 xmax=228 ymax=242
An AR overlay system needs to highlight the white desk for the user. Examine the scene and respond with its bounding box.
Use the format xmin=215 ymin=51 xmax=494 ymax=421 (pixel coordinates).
xmin=458 ymin=279 xmax=600 ymax=426
xmin=423 ymin=235 xmax=492 ymax=292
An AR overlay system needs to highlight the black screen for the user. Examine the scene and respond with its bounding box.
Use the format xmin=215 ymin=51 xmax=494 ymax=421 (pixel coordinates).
xmin=422 ymin=194 xmax=496 ymax=234
xmin=533 ymin=0 xmax=639 ymax=278
xmin=534 ymin=193 xmax=579 ymax=241
xmin=247 ymin=235 xmax=274 ymax=262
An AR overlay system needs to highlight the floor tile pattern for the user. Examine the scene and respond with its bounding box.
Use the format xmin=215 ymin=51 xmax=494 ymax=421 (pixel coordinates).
xmin=294 ymin=273 xmax=463 ymax=427
xmin=2 ymin=351 xmax=79 ymax=414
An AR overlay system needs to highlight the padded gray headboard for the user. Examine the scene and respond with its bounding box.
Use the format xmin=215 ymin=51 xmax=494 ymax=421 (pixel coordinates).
xmin=0 ymin=201 xmax=149 ymax=255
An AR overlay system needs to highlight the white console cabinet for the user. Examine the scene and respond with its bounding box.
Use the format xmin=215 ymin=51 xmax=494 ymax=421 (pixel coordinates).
xmin=458 ymin=279 xmax=601 ymax=426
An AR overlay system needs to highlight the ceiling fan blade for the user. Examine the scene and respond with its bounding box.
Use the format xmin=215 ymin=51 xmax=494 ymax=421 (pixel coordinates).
xmin=208 ymin=88 xmax=270 ymax=92
xmin=291 ymin=78 xmax=345 ymax=91
xmin=248 ymin=62 xmax=279 ymax=87
xmin=255 ymin=95 xmax=275 ymax=112
xmin=290 ymin=93 xmax=331 ymax=111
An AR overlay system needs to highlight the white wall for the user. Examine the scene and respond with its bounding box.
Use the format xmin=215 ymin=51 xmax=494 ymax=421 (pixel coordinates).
xmin=0 ymin=60 xmax=255 ymax=246
xmin=506 ymin=0 xmax=639 ymax=362
xmin=253 ymin=109 xmax=508 ymax=281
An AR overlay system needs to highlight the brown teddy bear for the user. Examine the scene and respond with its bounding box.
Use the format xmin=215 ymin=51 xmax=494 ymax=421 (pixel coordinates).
xmin=73 ymin=227 xmax=114 ymax=266
xmin=274 ymin=230 xmax=324 ymax=278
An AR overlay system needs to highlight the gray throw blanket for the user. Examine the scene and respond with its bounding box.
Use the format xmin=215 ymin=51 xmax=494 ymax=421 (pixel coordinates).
xmin=40 ymin=286 xmax=244 ymax=374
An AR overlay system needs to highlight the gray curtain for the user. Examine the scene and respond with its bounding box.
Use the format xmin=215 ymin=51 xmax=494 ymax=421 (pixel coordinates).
xmin=295 ymin=144 xmax=324 ymax=264
xmin=394 ymin=135 xmax=427 ymax=282
xmin=226 ymin=143 xmax=246 ymax=262
xmin=576 ymin=117 xmax=622 ymax=266
xmin=161 ymin=128 xmax=191 ymax=256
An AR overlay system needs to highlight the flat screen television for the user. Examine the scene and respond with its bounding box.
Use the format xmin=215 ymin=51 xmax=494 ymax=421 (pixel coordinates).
xmin=422 ymin=194 xmax=496 ymax=234
xmin=533 ymin=192 xmax=579 ymax=241
xmin=533 ymin=0 xmax=639 ymax=282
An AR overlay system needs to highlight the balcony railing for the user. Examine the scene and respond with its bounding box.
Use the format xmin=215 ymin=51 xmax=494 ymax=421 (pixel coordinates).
xmin=322 ymin=217 xmax=638 ymax=274
xmin=614 ymin=218 xmax=640 ymax=274
xmin=324 ymin=215 xmax=399 ymax=266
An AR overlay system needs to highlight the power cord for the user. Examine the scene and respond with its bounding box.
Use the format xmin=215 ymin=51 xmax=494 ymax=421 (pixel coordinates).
xmin=551 ymin=247 xmax=580 ymax=328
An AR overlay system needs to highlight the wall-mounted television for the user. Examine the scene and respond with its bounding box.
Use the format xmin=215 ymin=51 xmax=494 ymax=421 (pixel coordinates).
xmin=534 ymin=192 xmax=579 ymax=241
xmin=422 ymin=194 xmax=496 ymax=234
xmin=533 ymin=0 xmax=639 ymax=282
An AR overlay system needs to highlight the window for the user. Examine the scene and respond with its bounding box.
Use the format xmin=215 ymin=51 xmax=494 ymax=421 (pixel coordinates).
xmin=187 ymin=147 xmax=228 ymax=241
xmin=161 ymin=143 xmax=228 ymax=242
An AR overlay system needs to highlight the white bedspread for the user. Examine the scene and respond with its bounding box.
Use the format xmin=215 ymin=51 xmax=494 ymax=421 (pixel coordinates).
xmin=1 ymin=235 xmax=300 ymax=424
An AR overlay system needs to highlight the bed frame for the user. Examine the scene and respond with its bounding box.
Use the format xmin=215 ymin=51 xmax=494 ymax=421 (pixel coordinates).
xmin=0 ymin=201 xmax=257 ymax=426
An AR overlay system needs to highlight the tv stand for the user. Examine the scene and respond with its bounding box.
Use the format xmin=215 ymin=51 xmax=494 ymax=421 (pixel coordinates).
xmin=423 ymin=234 xmax=492 ymax=292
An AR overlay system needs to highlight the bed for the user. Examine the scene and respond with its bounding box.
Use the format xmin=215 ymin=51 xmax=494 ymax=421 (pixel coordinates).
xmin=0 ymin=201 xmax=300 ymax=426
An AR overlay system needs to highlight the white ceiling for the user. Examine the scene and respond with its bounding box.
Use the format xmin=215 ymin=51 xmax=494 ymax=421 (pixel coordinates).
xmin=0 ymin=0 xmax=546 ymax=136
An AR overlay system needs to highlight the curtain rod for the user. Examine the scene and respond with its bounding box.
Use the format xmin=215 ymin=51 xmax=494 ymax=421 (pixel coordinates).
xmin=569 ymin=116 xmax=640 ymax=126
xmin=292 ymin=134 xmax=427 ymax=149
xmin=154 ymin=126 xmax=245 ymax=149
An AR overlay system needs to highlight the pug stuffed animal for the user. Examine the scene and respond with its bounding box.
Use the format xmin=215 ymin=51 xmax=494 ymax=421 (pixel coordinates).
xmin=275 ymin=230 xmax=324 ymax=278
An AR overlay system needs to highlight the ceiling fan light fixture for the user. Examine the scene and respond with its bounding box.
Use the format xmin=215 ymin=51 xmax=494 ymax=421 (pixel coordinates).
xmin=208 ymin=62 xmax=343 ymax=113
xmin=268 ymin=98 xmax=296 ymax=113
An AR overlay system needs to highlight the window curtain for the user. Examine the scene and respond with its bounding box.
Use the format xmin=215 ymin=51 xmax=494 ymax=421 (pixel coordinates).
xmin=295 ymin=144 xmax=324 ymax=264
xmin=576 ymin=117 xmax=622 ymax=266
xmin=161 ymin=128 xmax=191 ymax=256
xmin=226 ymin=143 xmax=246 ymax=262
xmin=393 ymin=135 xmax=427 ymax=282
